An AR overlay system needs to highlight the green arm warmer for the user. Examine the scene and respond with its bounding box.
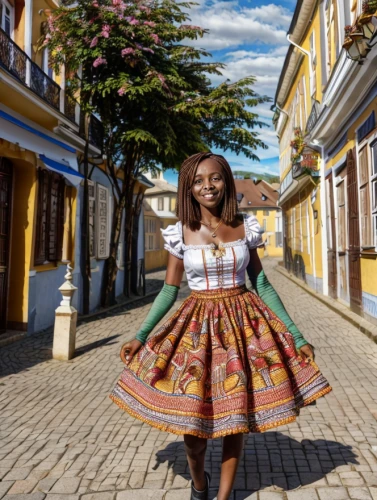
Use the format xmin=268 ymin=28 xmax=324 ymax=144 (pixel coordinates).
xmin=135 ymin=283 xmax=179 ymax=345
xmin=248 ymin=269 xmax=309 ymax=350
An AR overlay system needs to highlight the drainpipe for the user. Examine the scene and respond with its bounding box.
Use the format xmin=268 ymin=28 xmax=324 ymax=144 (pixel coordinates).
xmin=287 ymin=34 xmax=312 ymax=66
xmin=287 ymin=34 xmax=313 ymax=93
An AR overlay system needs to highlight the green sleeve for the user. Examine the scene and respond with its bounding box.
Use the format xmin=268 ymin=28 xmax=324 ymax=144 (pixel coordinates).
xmin=248 ymin=269 xmax=309 ymax=349
xmin=135 ymin=283 xmax=179 ymax=344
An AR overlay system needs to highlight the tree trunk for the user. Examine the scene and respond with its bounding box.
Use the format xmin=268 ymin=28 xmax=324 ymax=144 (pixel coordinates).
xmin=101 ymin=195 xmax=125 ymax=307
xmin=123 ymin=177 xmax=136 ymax=297
xmin=80 ymin=138 xmax=90 ymax=314
xmin=131 ymin=188 xmax=144 ymax=295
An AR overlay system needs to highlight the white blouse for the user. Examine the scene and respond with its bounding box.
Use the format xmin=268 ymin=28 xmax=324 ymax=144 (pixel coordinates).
xmin=161 ymin=214 xmax=263 ymax=291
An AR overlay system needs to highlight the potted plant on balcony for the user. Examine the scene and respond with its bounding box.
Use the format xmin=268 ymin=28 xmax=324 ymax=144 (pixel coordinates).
xmin=290 ymin=128 xmax=320 ymax=180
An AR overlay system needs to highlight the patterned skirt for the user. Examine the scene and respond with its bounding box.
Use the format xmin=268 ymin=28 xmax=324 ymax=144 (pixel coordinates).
xmin=110 ymin=285 xmax=331 ymax=439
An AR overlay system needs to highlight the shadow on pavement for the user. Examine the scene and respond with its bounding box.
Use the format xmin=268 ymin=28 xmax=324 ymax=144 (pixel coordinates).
xmin=154 ymin=433 xmax=358 ymax=499
xmin=0 ymin=332 xmax=121 ymax=377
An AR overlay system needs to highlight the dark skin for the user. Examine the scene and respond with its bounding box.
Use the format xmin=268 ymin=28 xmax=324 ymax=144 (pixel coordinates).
xmin=120 ymin=158 xmax=314 ymax=500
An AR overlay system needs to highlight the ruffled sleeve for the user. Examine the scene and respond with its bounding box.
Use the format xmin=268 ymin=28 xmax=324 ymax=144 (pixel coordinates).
xmin=244 ymin=214 xmax=264 ymax=249
xmin=161 ymin=221 xmax=184 ymax=260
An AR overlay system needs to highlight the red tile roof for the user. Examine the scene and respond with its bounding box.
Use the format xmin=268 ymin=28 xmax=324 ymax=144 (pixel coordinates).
xmin=234 ymin=179 xmax=279 ymax=209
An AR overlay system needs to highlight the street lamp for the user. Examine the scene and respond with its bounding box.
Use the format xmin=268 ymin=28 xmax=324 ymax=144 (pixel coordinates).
xmin=344 ymin=25 xmax=371 ymax=61
xmin=359 ymin=11 xmax=377 ymax=46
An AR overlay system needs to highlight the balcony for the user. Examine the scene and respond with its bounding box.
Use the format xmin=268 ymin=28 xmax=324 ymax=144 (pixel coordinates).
xmin=0 ymin=27 xmax=104 ymax=152
xmin=0 ymin=27 xmax=62 ymax=112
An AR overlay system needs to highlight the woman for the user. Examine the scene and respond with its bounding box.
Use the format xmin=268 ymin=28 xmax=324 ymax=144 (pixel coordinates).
xmin=110 ymin=152 xmax=331 ymax=500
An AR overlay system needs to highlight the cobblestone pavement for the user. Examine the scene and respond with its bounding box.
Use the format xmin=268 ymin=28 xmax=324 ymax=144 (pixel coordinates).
xmin=1 ymin=259 xmax=377 ymax=500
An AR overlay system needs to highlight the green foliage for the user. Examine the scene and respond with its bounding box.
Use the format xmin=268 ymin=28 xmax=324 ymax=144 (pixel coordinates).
xmin=43 ymin=0 xmax=271 ymax=174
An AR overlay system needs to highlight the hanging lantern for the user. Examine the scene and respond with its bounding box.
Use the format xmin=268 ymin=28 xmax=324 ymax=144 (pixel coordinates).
xmin=358 ymin=12 xmax=377 ymax=45
xmin=343 ymin=24 xmax=370 ymax=61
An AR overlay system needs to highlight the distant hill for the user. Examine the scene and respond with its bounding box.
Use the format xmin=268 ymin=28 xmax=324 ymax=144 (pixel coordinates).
xmin=233 ymin=171 xmax=280 ymax=184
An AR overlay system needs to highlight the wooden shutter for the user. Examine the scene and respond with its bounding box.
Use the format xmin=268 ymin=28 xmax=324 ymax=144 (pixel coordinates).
xmin=88 ymin=180 xmax=96 ymax=258
xmin=34 ymin=169 xmax=49 ymax=265
xmin=48 ymin=173 xmax=64 ymax=262
xmin=96 ymin=183 xmax=109 ymax=259
xmin=347 ymin=148 xmax=362 ymax=312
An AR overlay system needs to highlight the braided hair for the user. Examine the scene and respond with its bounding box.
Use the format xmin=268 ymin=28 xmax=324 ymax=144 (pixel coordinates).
xmin=176 ymin=152 xmax=238 ymax=230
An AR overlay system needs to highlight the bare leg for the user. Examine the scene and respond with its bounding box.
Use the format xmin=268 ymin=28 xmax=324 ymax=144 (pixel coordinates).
xmin=217 ymin=433 xmax=244 ymax=500
xmin=184 ymin=434 xmax=208 ymax=491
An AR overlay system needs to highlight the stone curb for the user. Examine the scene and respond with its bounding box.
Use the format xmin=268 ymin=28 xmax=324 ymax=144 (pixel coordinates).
xmin=276 ymin=265 xmax=377 ymax=345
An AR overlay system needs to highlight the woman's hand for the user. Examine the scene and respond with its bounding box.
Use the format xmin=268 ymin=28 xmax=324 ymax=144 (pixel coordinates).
xmin=299 ymin=344 xmax=315 ymax=364
xmin=120 ymin=339 xmax=143 ymax=364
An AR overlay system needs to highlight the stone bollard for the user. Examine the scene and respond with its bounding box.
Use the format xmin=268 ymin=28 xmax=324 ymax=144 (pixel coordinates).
xmin=52 ymin=263 xmax=78 ymax=361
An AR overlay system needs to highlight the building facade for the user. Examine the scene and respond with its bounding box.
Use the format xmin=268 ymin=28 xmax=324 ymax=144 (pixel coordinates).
xmin=143 ymin=171 xmax=178 ymax=272
xmin=234 ymin=178 xmax=283 ymax=258
xmin=275 ymin=0 xmax=377 ymax=325
xmin=0 ymin=0 xmax=149 ymax=339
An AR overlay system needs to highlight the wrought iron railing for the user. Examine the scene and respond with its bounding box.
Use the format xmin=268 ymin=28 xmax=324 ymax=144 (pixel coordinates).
xmin=0 ymin=27 xmax=61 ymax=112
xmin=64 ymin=94 xmax=77 ymax=123
xmin=30 ymin=63 xmax=60 ymax=110
xmin=0 ymin=28 xmax=27 ymax=83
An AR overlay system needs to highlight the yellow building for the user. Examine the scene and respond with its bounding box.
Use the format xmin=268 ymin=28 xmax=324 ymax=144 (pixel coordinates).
xmin=275 ymin=0 xmax=377 ymax=325
xmin=143 ymin=171 xmax=178 ymax=272
xmin=0 ymin=0 xmax=101 ymax=338
xmin=234 ymin=178 xmax=283 ymax=258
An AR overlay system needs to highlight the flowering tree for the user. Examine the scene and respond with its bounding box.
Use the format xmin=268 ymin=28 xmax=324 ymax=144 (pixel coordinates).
xmin=44 ymin=0 xmax=271 ymax=307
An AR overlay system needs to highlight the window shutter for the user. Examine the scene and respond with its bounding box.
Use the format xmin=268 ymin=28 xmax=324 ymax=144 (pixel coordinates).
xmin=34 ymin=169 xmax=49 ymax=265
xmin=55 ymin=178 xmax=65 ymax=262
xmin=88 ymin=180 xmax=96 ymax=258
xmin=96 ymin=183 xmax=109 ymax=259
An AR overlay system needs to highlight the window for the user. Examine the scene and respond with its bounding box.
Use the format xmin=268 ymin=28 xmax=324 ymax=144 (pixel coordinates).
xmin=263 ymin=219 xmax=267 ymax=232
xmin=87 ymin=181 xmax=111 ymax=259
xmin=358 ymin=145 xmax=373 ymax=247
xmin=263 ymin=210 xmax=269 ymax=216
xmin=145 ymin=217 xmax=159 ymax=251
xmin=96 ymin=183 xmax=110 ymax=259
xmin=337 ymin=180 xmax=346 ymax=252
xmin=0 ymin=0 xmax=14 ymax=37
xmin=301 ymin=200 xmax=310 ymax=254
xmin=34 ymin=169 xmax=65 ymax=265
xmin=158 ymin=197 xmax=163 ymax=211
xmin=170 ymin=197 xmax=176 ymax=213
xmin=309 ymin=30 xmax=317 ymax=98
xmin=294 ymin=206 xmax=301 ymax=252
xmin=325 ymin=0 xmax=339 ymax=78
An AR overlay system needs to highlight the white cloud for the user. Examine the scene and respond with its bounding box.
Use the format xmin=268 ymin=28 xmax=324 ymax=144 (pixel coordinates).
xmin=187 ymin=2 xmax=292 ymax=50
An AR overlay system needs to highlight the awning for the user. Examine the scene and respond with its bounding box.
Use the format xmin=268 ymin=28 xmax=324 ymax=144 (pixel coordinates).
xmin=0 ymin=104 xmax=78 ymax=170
xmin=39 ymin=155 xmax=84 ymax=187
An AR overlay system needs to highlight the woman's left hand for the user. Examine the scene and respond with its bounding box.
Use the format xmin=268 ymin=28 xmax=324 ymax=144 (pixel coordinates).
xmin=299 ymin=344 xmax=315 ymax=364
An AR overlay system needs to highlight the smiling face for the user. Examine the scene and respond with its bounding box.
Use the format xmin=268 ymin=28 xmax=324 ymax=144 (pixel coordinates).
xmin=191 ymin=158 xmax=226 ymax=211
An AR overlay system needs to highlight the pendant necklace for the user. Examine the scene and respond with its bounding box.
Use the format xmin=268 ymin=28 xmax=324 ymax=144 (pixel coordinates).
xmin=200 ymin=219 xmax=223 ymax=238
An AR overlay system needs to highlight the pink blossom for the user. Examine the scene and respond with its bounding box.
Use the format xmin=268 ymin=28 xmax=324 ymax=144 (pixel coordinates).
xmin=118 ymin=87 xmax=126 ymax=95
xmin=90 ymin=36 xmax=99 ymax=48
xmin=129 ymin=18 xmax=139 ymax=25
xmin=92 ymin=0 xmax=99 ymax=6
xmin=144 ymin=21 xmax=156 ymax=27
xmin=112 ymin=0 xmax=122 ymax=5
xmin=150 ymin=33 xmax=159 ymax=44
xmin=93 ymin=57 xmax=107 ymax=67
xmin=121 ymin=47 xmax=135 ymax=56
xmin=142 ymin=47 xmax=154 ymax=54
xmin=101 ymin=24 xmax=111 ymax=37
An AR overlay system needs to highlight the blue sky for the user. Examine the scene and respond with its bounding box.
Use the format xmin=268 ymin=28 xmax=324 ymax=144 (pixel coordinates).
xmin=164 ymin=0 xmax=295 ymax=186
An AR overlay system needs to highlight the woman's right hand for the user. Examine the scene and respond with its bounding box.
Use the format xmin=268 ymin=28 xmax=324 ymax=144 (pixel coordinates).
xmin=120 ymin=339 xmax=143 ymax=364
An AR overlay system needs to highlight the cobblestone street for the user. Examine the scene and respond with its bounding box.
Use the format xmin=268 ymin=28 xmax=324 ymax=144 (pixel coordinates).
xmin=1 ymin=259 xmax=377 ymax=500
